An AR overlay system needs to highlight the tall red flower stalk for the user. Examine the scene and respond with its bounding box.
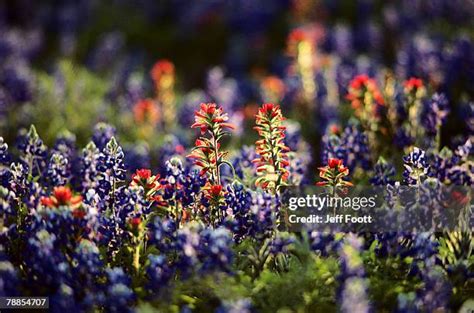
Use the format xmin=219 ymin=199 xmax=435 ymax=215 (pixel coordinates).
xmin=188 ymin=103 xmax=234 ymax=185
xmin=403 ymin=77 xmax=426 ymax=140
xmin=150 ymin=59 xmax=176 ymax=130
xmin=253 ymin=103 xmax=290 ymax=192
xmin=346 ymin=74 xmax=385 ymax=126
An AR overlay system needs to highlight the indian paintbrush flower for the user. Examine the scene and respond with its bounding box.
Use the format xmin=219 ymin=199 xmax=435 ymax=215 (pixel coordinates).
xmin=188 ymin=103 xmax=234 ymax=185
xmin=40 ymin=186 xmax=83 ymax=209
xmin=346 ymin=74 xmax=385 ymax=127
xmin=130 ymin=168 xmax=161 ymax=201
xmin=316 ymin=158 xmax=353 ymax=192
xmin=151 ymin=59 xmax=176 ymax=130
xmin=133 ymin=99 xmax=160 ymax=126
xmin=253 ymin=103 xmax=290 ymax=192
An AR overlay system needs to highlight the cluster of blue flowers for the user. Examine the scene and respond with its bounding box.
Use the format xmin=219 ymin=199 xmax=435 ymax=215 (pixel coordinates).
xmin=0 ymin=1 xmax=473 ymax=312
xmin=0 ymin=124 xmax=252 ymax=312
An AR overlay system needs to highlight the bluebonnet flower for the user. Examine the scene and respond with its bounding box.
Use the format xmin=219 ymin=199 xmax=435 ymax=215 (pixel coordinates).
xmin=0 ymin=185 xmax=16 ymax=222
xmin=50 ymin=283 xmax=77 ymax=313
xmin=157 ymin=135 xmax=187 ymax=174
xmin=17 ymin=125 xmax=48 ymax=177
xmin=0 ymin=137 xmax=11 ymax=187
xmin=79 ymin=141 xmax=101 ymax=192
xmin=411 ymin=267 xmax=452 ymax=312
xmin=124 ymin=144 xmax=151 ymax=172
xmin=92 ymin=123 xmax=116 ymax=151
xmin=9 ymin=161 xmax=42 ymax=208
xmin=70 ymin=239 xmax=104 ymax=310
xmin=97 ymin=137 xmax=126 ymax=209
xmin=370 ymin=158 xmax=396 ymax=186
xmin=422 ymin=93 xmax=449 ymax=137
xmin=308 ymin=231 xmax=340 ymax=256
xmin=52 ymin=132 xmax=79 ymax=184
xmin=161 ymin=157 xmax=206 ymax=223
xmin=97 ymin=214 xmax=123 ymax=262
xmin=206 ymin=67 xmax=240 ymax=112
xmin=231 ymin=145 xmax=257 ymax=181
xmin=322 ymin=120 xmax=371 ymax=172
xmin=52 ymin=132 xmax=77 ymax=160
xmin=198 ymin=227 xmax=233 ymax=273
xmin=249 ymin=191 xmax=279 ymax=238
xmin=24 ymin=229 xmax=72 ymax=294
xmin=340 ymin=121 xmax=371 ymax=171
xmin=321 ymin=133 xmax=346 ymax=166
xmin=146 ymin=254 xmax=174 ymax=296
xmin=47 ymin=153 xmax=70 ymax=187
xmin=427 ymin=140 xmax=473 ymax=185
xmin=103 ymin=267 xmax=135 ymax=313
xmin=446 ymin=140 xmax=473 ymax=185
xmin=148 ymin=216 xmax=177 ymax=253
xmin=224 ymin=182 xmax=254 ymax=242
xmin=427 ymin=147 xmax=456 ymax=183
xmin=114 ymin=186 xmax=149 ymax=228
xmin=0 ymin=137 xmax=10 ymax=165
xmin=283 ymin=121 xmax=311 ymax=186
xmin=403 ymin=147 xmax=429 ymax=185
xmin=0 ymin=60 xmax=34 ymax=103
xmin=8 ymin=162 xmax=28 ymax=199
xmin=269 ymin=234 xmax=294 ymax=255
xmin=175 ymin=225 xmax=201 ymax=274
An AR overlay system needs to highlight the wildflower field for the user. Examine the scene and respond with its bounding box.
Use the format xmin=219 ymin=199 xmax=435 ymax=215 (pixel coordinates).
xmin=0 ymin=1 xmax=473 ymax=312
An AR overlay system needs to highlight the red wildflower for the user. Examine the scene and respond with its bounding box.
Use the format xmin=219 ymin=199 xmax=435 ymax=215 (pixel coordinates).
xmin=72 ymin=209 xmax=87 ymax=219
xmin=329 ymin=124 xmax=341 ymax=135
xmin=404 ymin=77 xmax=424 ymax=91
xmin=209 ymin=184 xmax=223 ymax=197
xmin=191 ymin=103 xmax=234 ymax=134
xmin=150 ymin=59 xmax=175 ymax=83
xmin=130 ymin=217 xmax=142 ymax=228
xmin=253 ymin=103 xmax=290 ymax=192
xmin=288 ymin=29 xmax=307 ymax=44
xmin=261 ymin=76 xmax=286 ymax=102
xmin=204 ymin=183 xmax=225 ymax=203
xmin=346 ymin=74 xmax=385 ymax=123
xmin=316 ymin=159 xmax=353 ymax=188
xmin=451 ymin=190 xmax=469 ymax=206
xmin=328 ymin=158 xmax=342 ymax=169
xmin=131 ymin=168 xmax=161 ymax=200
xmin=133 ymin=99 xmax=160 ymax=125
xmin=40 ymin=186 xmax=83 ymax=209
xmin=188 ymin=103 xmax=233 ymax=185
xmin=133 ymin=169 xmax=152 ymax=182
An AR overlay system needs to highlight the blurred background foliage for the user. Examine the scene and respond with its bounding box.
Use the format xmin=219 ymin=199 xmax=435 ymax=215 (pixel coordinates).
xmin=1 ymin=0 xmax=473 ymax=148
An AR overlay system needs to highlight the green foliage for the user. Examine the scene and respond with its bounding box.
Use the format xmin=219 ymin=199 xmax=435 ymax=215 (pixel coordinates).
xmin=251 ymin=254 xmax=339 ymax=313
xmin=27 ymin=60 xmax=110 ymax=145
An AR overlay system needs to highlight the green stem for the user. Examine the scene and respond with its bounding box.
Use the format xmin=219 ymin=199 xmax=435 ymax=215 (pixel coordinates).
xmin=133 ymin=242 xmax=141 ymax=274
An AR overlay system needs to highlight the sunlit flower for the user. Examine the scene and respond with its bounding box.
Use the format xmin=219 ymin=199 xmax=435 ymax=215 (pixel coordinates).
xmin=346 ymin=74 xmax=385 ymax=110
xmin=133 ymin=99 xmax=160 ymax=125
xmin=40 ymin=186 xmax=83 ymax=209
xmin=188 ymin=103 xmax=233 ymax=185
xmin=253 ymin=103 xmax=290 ymax=192
xmin=316 ymin=158 xmax=353 ymax=188
xmin=130 ymin=168 xmax=162 ymax=201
